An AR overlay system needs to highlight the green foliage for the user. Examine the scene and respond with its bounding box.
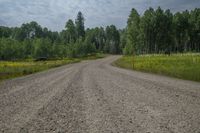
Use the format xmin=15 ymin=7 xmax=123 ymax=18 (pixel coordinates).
xmin=0 ymin=26 xmax=12 ymax=38
xmin=0 ymin=38 xmax=24 ymax=60
xmin=65 ymin=19 xmax=76 ymax=43
xmin=114 ymin=54 xmax=200 ymax=82
xmin=0 ymin=11 xmax=123 ymax=61
xmin=125 ymin=8 xmax=140 ymax=55
xmin=75 ymin=11 xmax=85 ymax=38
xmin=105 ymin=25 xmax=120 ymax=54
xmin=119 ymin=29 xmax=126 ymax=53
xmin=0 ymin=58 xmax=80 ymax=81
xmin=124 ymin=7 xmax=200 ymax=55
xmin=123 ymin=42 xmax=134 ymax=55
xmin=85 ymin=27 xmax=106 ymax=51
xmin=83 ymin=36 xmax=96 ymax=54
xmin=0 ymin=54 xmax=105 ymax=81
xmin=13 ymin=21 xmax=43 ymax=41
xmin=52 ymin=44 xmax=67 ymax=58
xmin=1 ymin=8 xmax=199 ymax=61
xmin=33 ymin=38 xmax=53 ymax=58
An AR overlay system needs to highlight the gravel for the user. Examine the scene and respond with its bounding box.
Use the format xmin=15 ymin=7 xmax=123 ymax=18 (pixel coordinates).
xmin=0 ymin=56 xmax=200 ymax=133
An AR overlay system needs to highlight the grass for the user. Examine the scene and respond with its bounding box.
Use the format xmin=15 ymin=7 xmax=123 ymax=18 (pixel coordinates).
xmin=114 ymin=53 xmax=200 ymax=82
xmin=0 ymin=53 xmax=106 ymax=81
xmin=80 ymin=53 xmax=107 ymax=60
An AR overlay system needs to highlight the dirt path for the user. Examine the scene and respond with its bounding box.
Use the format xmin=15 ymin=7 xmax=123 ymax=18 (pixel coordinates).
xmin=0 ymin=56 xmax=200 ymax=133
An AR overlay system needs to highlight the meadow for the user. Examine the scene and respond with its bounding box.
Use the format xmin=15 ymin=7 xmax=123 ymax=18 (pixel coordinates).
xmin=114 ymin=53 xmax=200 ymax=82
xmin=0 ymin=53 xmax=105 ymax=81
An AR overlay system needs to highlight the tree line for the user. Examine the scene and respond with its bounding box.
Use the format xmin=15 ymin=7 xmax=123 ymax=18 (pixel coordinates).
xmin=0 ymin=12 xmax=120 ymax=60
xmin=123 ymin=7 xmax=200 ymax=55
xmin=0 ymin=8 xmax=199 ymax=60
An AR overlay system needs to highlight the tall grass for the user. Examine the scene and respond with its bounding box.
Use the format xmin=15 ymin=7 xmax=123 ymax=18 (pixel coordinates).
xmin=0 ymin=53 xmax=106 ymax=81
xmin=0 ymin=58 xmax=80 ymax=81
xmin=114 ymin=53 xmax=200 ymax=82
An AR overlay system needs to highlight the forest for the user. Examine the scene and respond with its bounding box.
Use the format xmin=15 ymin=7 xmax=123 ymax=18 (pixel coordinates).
xmin=123 ymin=7 xmax=200 ymax=55
xmin=0 ymin=7 xmax=200 ymax=60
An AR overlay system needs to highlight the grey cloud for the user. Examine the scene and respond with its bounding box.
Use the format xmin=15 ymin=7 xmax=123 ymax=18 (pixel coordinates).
xmin=0 ymin=0 xmax=199 ymax=31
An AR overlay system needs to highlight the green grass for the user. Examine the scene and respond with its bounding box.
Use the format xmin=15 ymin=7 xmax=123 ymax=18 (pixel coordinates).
xmin=114 ymin=53 xmax=200 ymax=82
xmin=0 ymin=53 xmax=105 ymax=81
xmin=80 ymin=53 xmax=107 ymax=60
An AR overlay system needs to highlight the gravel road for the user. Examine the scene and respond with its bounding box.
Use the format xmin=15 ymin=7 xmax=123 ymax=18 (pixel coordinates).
xmin=0 ymin=56 xmax=200 ymax=133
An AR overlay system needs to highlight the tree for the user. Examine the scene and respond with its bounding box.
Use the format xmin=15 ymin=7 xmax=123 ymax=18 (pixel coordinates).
xmin=85 ymin=27 xmax=106 ymax=52
xmin=65 ymin=19 xmax=76 ymax=43
xmin=153 ymin=7 xmax=174 ymax=53
xmin=163 ymin=9 xmax=174 ymax=52
xmin=140 ymin=7 xmax=155 ymax=53
xmin=173 ymin=11 xmax=190 ymax=52
xmin=124 ymin=8 xmax=140 ymax=55
xmin=119 ymin=29 xmax=126 ymax=54
xmin=0 ymin=38 xmax=24 ymax=60
xmin=33 ymin=38 xmax=53 ymax=58
xmin=23 ymin=39 xmax=34 ymax=58
xmin=105 ymin=25 xmax=120 ymax=54
xmin=0 ymin=26 xmax=12 ymax=38
xmin=189 ymin=8 xmax=200 ymax=52
xmin=1 ymin=7 xmax=200 ymax=60
xmin=83 ymin=36 xmax=96 ymax=54
xmin=52 ymin=44 xmax=67 ymax=58
xmin=75 ymin=11 xmax=85 ymax=38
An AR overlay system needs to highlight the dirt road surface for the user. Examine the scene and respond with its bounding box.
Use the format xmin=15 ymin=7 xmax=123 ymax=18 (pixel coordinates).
xmin=0 ymin=56 xmax=200 ymax=133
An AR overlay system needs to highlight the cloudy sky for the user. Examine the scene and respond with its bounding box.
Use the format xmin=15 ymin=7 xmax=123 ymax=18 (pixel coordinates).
xmin=0 ymin=0 xmax=199 ymax=31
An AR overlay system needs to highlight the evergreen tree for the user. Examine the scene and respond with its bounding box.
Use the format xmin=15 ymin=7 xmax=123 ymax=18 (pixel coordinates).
xmin=75 ymin=11 xmax=85 ymax=38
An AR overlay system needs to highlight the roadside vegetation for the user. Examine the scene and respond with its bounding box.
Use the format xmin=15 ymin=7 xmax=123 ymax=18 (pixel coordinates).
xmin=0 ymin=53 xmax=105 ymax=81
xmin=114 ymin=53 xmax=200 ymax=82
xmin=0 ymin=12 xmax=120 ymax=61
xmin=0 ymin=11 xmax=117 ymax=81
xmin=115 ymin=7 xmax=200 ymax=82
xmin=0 ymin=7 xmax=200 ymax=81
xmin=123 ymin=8 xmax=200 ymax=55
